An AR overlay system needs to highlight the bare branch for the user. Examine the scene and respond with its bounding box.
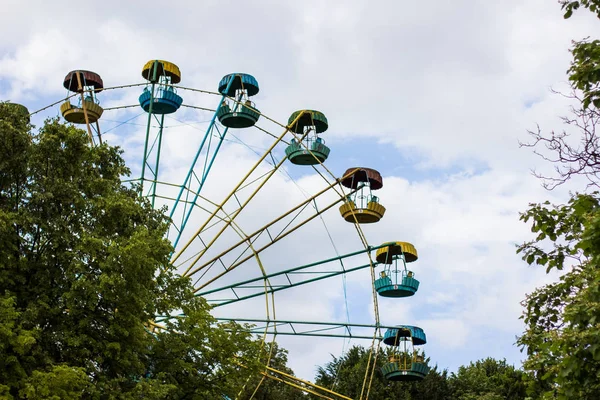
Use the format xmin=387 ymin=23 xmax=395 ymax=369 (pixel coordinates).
xmin=521 ymin=90 xmax=600 ymax=190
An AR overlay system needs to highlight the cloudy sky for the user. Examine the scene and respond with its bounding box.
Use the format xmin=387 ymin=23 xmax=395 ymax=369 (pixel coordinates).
xmin=2 ymin=0 xmax=598 ymax=387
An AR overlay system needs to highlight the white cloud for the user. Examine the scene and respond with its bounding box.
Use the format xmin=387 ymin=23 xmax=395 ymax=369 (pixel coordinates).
xmin=0 ymin=0 xmax=592 ymax=386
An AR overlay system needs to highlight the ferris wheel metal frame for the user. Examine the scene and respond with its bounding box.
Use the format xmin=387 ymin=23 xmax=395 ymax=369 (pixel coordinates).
xmin=17 ymin=60 xmax=431 ymax=400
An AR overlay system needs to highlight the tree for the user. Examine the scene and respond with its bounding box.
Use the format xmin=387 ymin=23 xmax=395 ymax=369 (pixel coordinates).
xmin=312 ymin=345 xmax=531 ymax=399
xmin=520 ymin=91 xmax=600 ymax=190
xmin=313 ymin=346 xmax=380 ymax=399
xmin=517 ymin=194 xmax=600 ymax=399
xmin=516 ymin=2 xmax=600 ymax=399
xmin=448 ymin=358 xmax=527 ymax=400
xmin=312 ymin=345 xmax=450 ymax=400
xmin=520 ymin=1 xmax=600 ymax=189
xmin=239 ymin=342 xmax=307 ymax=400
xmin=0 ymin=103 xmax=261 ymax=399
xmin=560 ymin=1 xmax=600 ymax=108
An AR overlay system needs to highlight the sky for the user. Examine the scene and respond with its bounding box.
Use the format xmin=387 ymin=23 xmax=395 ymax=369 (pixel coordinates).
xmin=1 ymin=0 xmax=599 ymax=388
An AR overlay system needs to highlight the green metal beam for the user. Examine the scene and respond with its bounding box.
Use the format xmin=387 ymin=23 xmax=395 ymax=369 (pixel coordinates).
xmin=199 ymin=245 xmax=378 ymax=295
xmin=150 ymin=114 xmax=165 ymax=207
xmin=214 ymin=317 xmax=394 ymax=340
xmin=197 ymin=244 xmax=389 ymax=307
xmin=207 ymin=263 xmax=373 ymax=307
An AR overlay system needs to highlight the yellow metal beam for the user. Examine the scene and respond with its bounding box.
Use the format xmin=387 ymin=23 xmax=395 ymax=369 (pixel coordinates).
xmin=95 ymin=121 xmax=102 ymax=144
xmin=174 ymin=111 xmax=311 ymax=274
xmin=257 ymin=371 xmax=336 ymax=400
xmin=193 ymin=189 xmax=355 ymax=292
xmin=265 ymin=366 xmax=353 ymax=400
xmin=184 ymin=178 xmax=351 ymax=280
xmin=75 ymin=72 xmax=94 ymax=145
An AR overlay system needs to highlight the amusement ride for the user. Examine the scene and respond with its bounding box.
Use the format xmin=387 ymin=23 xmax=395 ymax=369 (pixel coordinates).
xmin=8 ymin=60 xmax=430 ymax=399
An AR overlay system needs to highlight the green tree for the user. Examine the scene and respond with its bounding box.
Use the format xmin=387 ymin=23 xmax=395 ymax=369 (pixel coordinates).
xmin=239 ymin=342 xmax=306 ymax=400
xmin=313 ymin=346 xmax=380 ymax=399
xmin=519 ymin=0 xmax=600 ymax=190
xmin=0 ymin=103 xmax=261 ymax=399
xmin=516 ymin=2 xmax=600 ymax=398
xmin=517 ymin=194 xmax=600 ymax=399
xmin=312 ymin=346 xmax=530 ymax=400
xmin=448 ymin=358 xmax=527 ymax=400
xmin=560 ymin=1 xmax=600 ymax=108
xmin=312 ymin=345 xmax=450 ymax=400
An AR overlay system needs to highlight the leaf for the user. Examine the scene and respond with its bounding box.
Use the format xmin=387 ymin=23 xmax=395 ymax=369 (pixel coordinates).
xmin=0 ymin=113 xmax=264 ymax=397
xmin=527 ymin=254 xmax=535 ymax=265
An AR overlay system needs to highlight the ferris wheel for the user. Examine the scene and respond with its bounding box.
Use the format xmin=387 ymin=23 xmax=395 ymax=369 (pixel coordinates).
xmin=20 ymin=60 xmax=431 ymax=399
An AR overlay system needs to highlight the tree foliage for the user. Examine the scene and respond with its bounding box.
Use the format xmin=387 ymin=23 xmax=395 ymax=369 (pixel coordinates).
xmin=239 ymin=342 xmax=306 ymax=400
xmin=310 ymin=345 xmax=526 ymax=400
xmin=0 ymin=104 xmax=261 ymax=399
xmin=561 ymin=1 xmax=600 ymax=20
xmin=517 ymin=194 xmax=600 ymax=399
xmin=560 ymin=1 xmax=600 ymax=108
xmin=516 ymin=2 xmax=600 ymax=399
xmin=449 ymin=358 xmax=527 ymax=400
